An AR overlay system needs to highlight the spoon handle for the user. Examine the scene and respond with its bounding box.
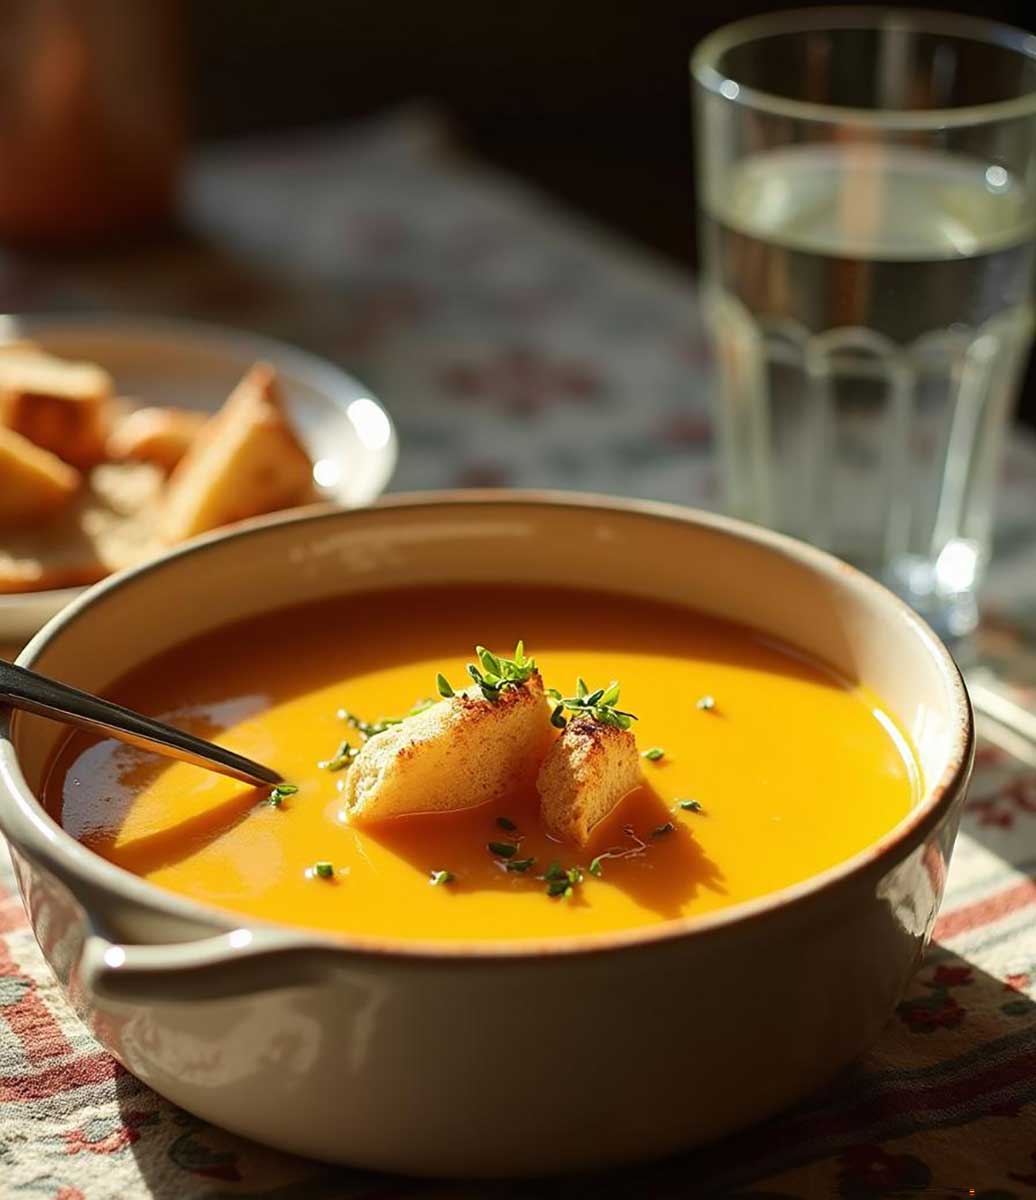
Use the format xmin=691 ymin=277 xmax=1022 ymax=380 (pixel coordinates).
xmin=0 ymin=659 xmax=281 ymax=788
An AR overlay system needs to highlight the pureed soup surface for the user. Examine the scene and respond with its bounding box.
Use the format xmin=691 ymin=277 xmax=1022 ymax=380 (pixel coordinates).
xmin=46 ymin=586 xmax=921 ymax=942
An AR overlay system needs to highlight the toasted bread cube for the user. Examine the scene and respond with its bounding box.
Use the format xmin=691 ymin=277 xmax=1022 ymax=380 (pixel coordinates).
xmin=160 ymin=363 xmax=314 ymax=543
xmin=107 ymin=406 xmax=207 ymax=474
xmin=0 ymin=351 xmax=113 ymax=468
xmin=0 ymin=461 xmax=162 ymax=593
xmin=0 ymin=494 xmax=103 ymax=593
xmin=0 ymin=423 xmax=81 ymax=530
xmin=342 ymin=673 xmax=553 ymax=824
xmin=537 ymin=717 xmax=641 ymax=845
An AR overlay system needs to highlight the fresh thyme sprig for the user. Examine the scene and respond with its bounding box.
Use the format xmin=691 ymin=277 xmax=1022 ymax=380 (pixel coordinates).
xmin=321 ymin=698 xmax=435 ymax=771
xmin=338 ymin=698 xmax=435 ymax=740
xmin=438 ymin=641 xmax=537 ymax=703
xmin=541 ymin=861 xmax=584 ymax=899
xmin=319 ymin=739 xmax=360 ymax=772
xmin=487 ymin=813 xmax=530 ymax=868
xmin=546 ymin=677 xmax=638 ymax=731
xmin=267 ymin=782 xmax=298 ymax=807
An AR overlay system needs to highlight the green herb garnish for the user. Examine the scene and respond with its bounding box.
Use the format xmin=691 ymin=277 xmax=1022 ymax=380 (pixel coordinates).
xmin=642 ymin=747 xmax=665 ymax=761
xmin=540 ymin=861 xmax=583 ymax=899
xmin=436 ymin=673 xmax=454 ymax=698
xmin=268 ymin=782 xmax=298 ymax=807
xmin=696 ymin=695 xmax=716 ymax=711
xmin=678 ymin=799 xmax=703 ymax=813
xmin=322 ymin=697 xmax=435 ymax=771
xmin=313 ymin=860 xmax=335 ymax=879
xmin=488 ymin=840 xmax=518 ymax=859
xmin=547 ymin=678 xmax=638 ymax=730
xmin=506 ymin=857 xmax=536 ymax=873
xmin=429 ymin=869 xmax=455 ymax=886
xmin=337 ymin=697 xmax=434 ymax=741
xmin=439 ymin=642 xmax=537 ymax=704
xmin=651 ymin=822 xmax=676 ymax=838
xmin=319 ymin=739 xmax=359 ymax=772
xmin=496 ymin=816 xmax=517 ymax=832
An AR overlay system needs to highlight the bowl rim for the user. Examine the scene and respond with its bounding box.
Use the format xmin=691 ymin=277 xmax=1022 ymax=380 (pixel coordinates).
xmin=1 ymin=490 xmax=974 ymax=962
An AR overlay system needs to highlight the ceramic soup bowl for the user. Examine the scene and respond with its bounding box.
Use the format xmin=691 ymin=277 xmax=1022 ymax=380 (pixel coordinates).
xmin=0 ymin=494 xmax=973 ymax=1176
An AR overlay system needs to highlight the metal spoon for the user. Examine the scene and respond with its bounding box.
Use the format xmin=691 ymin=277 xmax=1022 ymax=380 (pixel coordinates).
xmin=0 ymin=659 xmax=281 ymax=788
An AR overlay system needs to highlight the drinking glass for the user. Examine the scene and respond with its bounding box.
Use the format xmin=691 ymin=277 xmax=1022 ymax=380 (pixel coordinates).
xmin=692 ymin=9 xmax=1036 ymax=638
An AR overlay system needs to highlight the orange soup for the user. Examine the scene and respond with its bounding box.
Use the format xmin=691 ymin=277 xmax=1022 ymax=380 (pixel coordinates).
xmin=45 ymin=585 xmax=921 ymax=942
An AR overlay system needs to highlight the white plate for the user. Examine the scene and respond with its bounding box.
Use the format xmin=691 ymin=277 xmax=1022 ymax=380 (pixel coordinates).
xmin=0 ymin=314 xmax=397 ymax=641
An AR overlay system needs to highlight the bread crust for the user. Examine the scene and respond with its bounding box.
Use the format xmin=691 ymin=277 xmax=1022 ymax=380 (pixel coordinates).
xmin=0 ymin=350 xmax=113 ymax=468
xmin=343 ymin=672 xmax=553 ymax=824
xmin=160 ymin=363 xmax=315 ymax=543
xmin=0 ymin=423 xmax=81 ymax=531
xmin=537 ymin=716 xmax=641 ymax=845
xmin=107 ymin=406 xmax=207 ymax=473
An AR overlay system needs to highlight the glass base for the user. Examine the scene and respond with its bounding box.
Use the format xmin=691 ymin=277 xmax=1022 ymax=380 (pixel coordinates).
xmin=881 ymin=551 xmax=980 ymax=642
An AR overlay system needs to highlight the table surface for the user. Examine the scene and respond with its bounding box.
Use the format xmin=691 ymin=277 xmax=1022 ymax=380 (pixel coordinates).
xmin=3 ymin=110 xmax=1036 ymax=1199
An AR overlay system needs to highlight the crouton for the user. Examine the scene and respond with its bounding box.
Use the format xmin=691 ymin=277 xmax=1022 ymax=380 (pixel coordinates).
xmin=537 ymin=717 xmax=641 ymax=845
xmin=0 ymin=462 xmax=163 ymax=593
xmin=0 ymin=350 xmax=113 ymax=468
xmin=342 ymin=673 xmax=553 ymax=824
xmin=160 ymin=363 xmax=315 ymax=543
xmin=0 ymin=511 xmax=103 ymax=594
xmin=107 ymin=405 xmax=207 ymax=473
xmin=0 ymin=423 xmax=81 ymax=530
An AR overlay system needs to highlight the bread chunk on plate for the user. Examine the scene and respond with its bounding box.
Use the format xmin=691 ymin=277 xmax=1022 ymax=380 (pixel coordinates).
xmin=0 ymin=423 xmax=81 ymax=530
xmin=538 ymin=717 xmax=641 ymax=845
xmin=343 ymin=673 xmax=553 ymax=824
xmin=0 ymin=349 xmax=113 ymax=468
xmin=0 ymin=462 xmax=163 ymax=593
xmin=107 ymin=405 xmax=207 ymax=474
xmin=161 ymin=363 xmax=315 ymax=543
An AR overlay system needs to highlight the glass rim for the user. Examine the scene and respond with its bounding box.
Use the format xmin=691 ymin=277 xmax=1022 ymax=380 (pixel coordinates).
xmin=691 ymin=6 xmax=1036 ymax=129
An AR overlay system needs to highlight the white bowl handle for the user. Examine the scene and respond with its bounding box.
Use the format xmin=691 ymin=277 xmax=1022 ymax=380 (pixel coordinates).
xmin=79 ymin=926 xmax=333 ymax=1004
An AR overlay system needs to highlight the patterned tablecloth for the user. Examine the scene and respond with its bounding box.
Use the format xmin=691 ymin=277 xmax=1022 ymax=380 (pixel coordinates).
xmin=3 ymin=110 xmax=1036 ymax=1199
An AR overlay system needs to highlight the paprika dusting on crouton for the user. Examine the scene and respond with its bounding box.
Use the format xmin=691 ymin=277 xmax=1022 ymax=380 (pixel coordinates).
xmin=342 ymin=649 xmax=553 ymax=823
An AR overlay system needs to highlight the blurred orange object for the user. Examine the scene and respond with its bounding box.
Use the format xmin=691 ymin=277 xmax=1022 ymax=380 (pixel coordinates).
xmin=0 ymin=0 xmax=185 ymax=245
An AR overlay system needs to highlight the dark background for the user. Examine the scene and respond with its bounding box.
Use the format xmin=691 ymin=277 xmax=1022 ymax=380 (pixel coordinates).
xmin=187 ymin=0 xmax=1036 ymax=422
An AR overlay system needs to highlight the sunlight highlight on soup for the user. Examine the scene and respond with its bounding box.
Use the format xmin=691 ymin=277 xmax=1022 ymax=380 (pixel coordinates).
xmin=46 ymin=586 xmax=921 ymax=942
